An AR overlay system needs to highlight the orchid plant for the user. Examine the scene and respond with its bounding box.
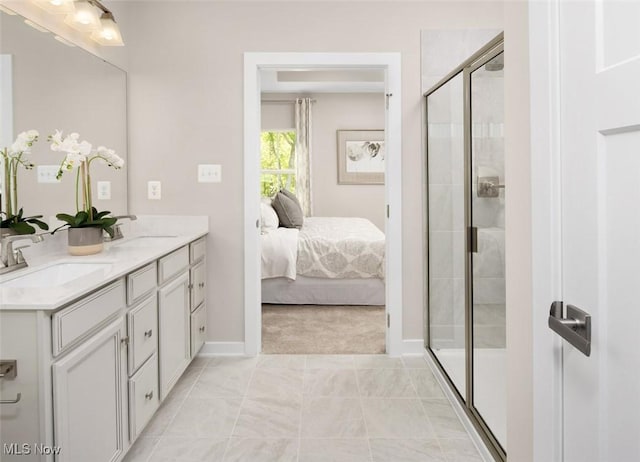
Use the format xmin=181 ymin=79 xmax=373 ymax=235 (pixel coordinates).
xmin=0 ymin=130 xmax=49 ymax=234
xmin=50 ymin=130 xmax=123 ymax=237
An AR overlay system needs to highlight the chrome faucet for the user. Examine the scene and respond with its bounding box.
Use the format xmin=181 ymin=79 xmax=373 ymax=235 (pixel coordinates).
xmin=105 ymin=215 xmax=138 ymax=242
xmin=0 ymin=234 xmax=45 ymax=275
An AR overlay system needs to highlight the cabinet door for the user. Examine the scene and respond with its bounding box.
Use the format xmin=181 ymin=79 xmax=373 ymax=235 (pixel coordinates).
xmin=53 ymin=318 xmax=127 ymax=462
xmin=190 ymin=303 xmax=207 ymax=356
xmin=158 ymin=272 xmax=190 ymax=400
xmin=190 ymin=259 xmax=206 ymax=312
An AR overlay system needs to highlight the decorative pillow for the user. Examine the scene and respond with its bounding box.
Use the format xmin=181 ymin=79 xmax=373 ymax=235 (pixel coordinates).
xmin=260 ymin=202 xmax=279 ymax=234
xmin=271 ymin=189 xmax=304 ymax=229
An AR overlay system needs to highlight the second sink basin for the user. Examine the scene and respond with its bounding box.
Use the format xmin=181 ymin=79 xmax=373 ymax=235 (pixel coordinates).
xmin=0 ymin=262 xmax=112 ymax=289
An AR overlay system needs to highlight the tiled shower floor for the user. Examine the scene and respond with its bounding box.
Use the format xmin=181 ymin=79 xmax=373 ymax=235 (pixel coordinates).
xmin=124 ymin=355 xmax=483 ymax=462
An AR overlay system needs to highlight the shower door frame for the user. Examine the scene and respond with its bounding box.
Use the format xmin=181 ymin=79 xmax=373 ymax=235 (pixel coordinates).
xmin=423 ymin=33 xmax=505 ymax=462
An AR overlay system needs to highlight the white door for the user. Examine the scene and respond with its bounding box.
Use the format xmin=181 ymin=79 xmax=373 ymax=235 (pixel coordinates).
xmin=557 ymin=1 xmax=640 ymax=460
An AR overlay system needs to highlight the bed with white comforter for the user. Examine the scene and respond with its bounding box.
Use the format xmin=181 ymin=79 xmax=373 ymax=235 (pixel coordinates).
xmin=261 ymin=217 xmax=385 ymax=305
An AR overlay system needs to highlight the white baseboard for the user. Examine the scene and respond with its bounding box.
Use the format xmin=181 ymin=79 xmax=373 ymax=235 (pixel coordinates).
xmin=198 ymin=341 xmax=246 ymax=356
xmin=423 ymin=352 xmax=494 ymax=462
xmin=402 ymin=339 xmax=425 ymax=355
xmin=199 ymin=340 xmax=424 ymax=356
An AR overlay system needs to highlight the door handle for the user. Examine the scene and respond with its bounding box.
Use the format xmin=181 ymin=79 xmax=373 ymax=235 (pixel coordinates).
xmin=548 ymin=301 xmax=591 ymax=356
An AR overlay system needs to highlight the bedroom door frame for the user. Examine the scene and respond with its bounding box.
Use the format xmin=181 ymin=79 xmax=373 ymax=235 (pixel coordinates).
xmin=244 ymin=52 xmax=402 ymax=356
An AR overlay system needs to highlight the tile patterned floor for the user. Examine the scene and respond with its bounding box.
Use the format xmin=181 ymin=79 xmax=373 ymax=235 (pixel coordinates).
xmin=123 ymin=355 xmax=483 ymax=462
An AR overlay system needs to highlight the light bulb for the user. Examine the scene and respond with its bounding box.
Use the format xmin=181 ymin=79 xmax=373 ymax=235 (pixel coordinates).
xmin=64 ymin=0 xmax=100 ymax=31
xmin=90 ymin=12 xmax=124 ymax=46
xmin=32 ymin=0 xmax=75 ymax=14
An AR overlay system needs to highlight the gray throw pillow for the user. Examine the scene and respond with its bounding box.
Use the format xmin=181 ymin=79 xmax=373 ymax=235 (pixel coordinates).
xmin=271 ymin=189 xmax=304 ymax=228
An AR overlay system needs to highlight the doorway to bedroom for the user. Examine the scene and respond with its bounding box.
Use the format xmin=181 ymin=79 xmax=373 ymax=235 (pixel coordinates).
xmin=244 ymin=53 xmax=403 ymax=356
xmin=260 ymin=87 xmax=386 ymax=354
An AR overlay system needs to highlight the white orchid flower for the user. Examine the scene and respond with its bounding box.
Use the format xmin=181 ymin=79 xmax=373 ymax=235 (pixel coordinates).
xmin=8 ymin=130 xmax=39 ymax=157
xmin=96 ymin=146 xmax=124 ymax=169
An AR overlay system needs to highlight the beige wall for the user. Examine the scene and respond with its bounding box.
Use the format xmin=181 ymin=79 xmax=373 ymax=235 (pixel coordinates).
xmin=124 ymin=1 xmax=504 ymax=344
xmin=262 ymin=93 xmax=386 ymax=230
xmin=504 ymin=1 xmax=533 ymax=460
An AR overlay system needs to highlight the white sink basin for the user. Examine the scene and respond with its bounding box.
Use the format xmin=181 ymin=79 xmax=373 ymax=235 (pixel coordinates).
xmin=0 ymin=263 xmax=112 ymax=289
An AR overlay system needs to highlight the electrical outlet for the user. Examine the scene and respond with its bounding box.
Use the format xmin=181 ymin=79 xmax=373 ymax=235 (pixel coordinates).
xmin=147 ymin=181 xmax=161 ymax=200
xmin=197 ymin=164 xmax=221 ymax=183
xmin=37 ymin=165 xmax=61 ymax=183
xmin=97 ymin=181 xmax=111 ymax=200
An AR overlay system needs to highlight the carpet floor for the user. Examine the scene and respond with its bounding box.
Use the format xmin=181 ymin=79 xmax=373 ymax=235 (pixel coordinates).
xmin=261 ymin=304 xmax=386 ymax=354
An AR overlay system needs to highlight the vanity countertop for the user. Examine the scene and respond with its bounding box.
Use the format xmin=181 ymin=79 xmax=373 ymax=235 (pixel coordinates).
xmin=0 ymin=215 xmax=208 ymax=312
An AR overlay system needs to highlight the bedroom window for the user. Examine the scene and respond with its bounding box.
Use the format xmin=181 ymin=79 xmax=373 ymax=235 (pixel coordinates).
xmin=260 ymin=131 xmax=296 ymax=197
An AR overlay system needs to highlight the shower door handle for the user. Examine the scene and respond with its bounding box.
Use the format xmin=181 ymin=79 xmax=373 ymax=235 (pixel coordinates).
xmin=468 ymin=227 xmax=478 ymax=253
xmin=548 ymin=301 xmax=591 ymax=356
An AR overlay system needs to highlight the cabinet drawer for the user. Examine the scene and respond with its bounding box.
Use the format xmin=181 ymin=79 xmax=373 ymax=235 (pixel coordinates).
xmin=127 ymin=293 xmax=158 ymax=375
xmin=190 ymin=303 xmax=206 ymax=357
xmin=158 ymin=246 xmax=189 ymax=285
xmin=189 ymin=237 xmax=206 ymax=264
xmin=52 ymin=280 xmax=125 ymax=356
xmin=190 ymin=259 xmax=206 ymax=312
xmin=127 ymin=262 xmax=157 ymax=306
xmin=128 ymin=354 xmax=159 ymax=440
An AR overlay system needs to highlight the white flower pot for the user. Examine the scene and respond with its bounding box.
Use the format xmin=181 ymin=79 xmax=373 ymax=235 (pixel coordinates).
xmin=68 ymin=227 xmax=103 ymax=256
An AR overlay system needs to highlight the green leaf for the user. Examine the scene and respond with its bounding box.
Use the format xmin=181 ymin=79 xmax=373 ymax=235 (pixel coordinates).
xmin=56 ymin=213 xmax=76 ymax=225
xmin=74 ymin=211 xmax=88 ymax=226
xmin=25 ymin=218 xmax=49 ymax=230
xmin=9 ymin=221 xmax=35 ymax=234
xmin=94 ymin=210 xmax=112 ymax=220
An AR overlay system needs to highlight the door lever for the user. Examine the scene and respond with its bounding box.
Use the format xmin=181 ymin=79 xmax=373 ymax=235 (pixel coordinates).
xmin=548 ymin=301 xmax=591 ymax=356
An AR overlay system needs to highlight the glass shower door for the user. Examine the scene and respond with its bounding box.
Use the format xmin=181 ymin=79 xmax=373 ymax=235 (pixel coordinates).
xmin=469 ymin=50 xmax=506 ymax=449
xmin=426 ymin=72 xmax=467 ymax=399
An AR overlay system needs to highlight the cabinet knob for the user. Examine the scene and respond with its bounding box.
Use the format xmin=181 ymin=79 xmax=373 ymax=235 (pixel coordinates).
xmin=199 ymin=325 xmax=205 ymax=333
xmin=145 ymin=390 xmax=154 ymax=400
xmin=144 ymin=329 xmax=153 ymax=339
xmin=199 ymin=282 xmax=205 ymax=288
xmin=188 ymin=283 xmax=194 ymax=290
xmin=121 ymin=336 xmax=129 ymax=346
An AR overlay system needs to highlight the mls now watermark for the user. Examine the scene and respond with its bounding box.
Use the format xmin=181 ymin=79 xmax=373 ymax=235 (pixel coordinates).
xmin=3 ymin=443 xmax=62 ymax=456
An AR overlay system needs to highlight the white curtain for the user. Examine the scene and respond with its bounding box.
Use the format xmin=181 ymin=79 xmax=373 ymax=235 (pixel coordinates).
xmin=294 ymin=97 xmax=312 ymax=216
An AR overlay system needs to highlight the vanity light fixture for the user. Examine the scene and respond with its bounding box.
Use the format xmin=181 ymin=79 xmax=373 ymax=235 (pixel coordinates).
xmin=64 ymin=0 xmax=101 ymax=32
xmin=90 ymin=11 xmax=123 ymax=46
xmin=33 ymin=0 xmax=75 ymax=15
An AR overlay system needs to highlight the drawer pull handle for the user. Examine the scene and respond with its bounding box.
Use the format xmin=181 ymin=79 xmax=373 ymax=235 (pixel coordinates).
xmin=121 ymin=336 xmax=129 ymax=346
xmin=199 ymin=326 xmax=205 ymax=333
xmin=0 ymin=392 xmax=21 ymax=405
xmin=145 ymin=391 xmax=154 ymax=400
xmin=144 ymin=329 xmax=153 ymax=339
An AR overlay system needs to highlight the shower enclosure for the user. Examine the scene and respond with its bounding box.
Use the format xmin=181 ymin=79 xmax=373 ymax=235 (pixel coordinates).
xmin=424 ymin=34 xmax=505 ymax=460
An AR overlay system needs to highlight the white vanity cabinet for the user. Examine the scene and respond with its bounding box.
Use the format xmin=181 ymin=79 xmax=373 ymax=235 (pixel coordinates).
xmin=52 ymin=318 xmax=128 ymax=462
xmin=0 ymin=234 xmax=207 ymax=462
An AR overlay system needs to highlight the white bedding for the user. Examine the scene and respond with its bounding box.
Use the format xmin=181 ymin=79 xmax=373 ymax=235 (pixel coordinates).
xmin=261 ymin=217 xmax=385 ymax=280
xmin=261 ymin=227 xmax=299 ymax=279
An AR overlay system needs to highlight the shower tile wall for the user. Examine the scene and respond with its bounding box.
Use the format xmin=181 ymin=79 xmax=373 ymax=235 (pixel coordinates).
xmin=471 ymin=67 xmax=505 ymax=349
xmin=428 ymin=74 xmax=465 ymax=350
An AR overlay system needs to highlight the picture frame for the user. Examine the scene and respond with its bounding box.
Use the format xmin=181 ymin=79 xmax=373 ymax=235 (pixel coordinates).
xmin=337 ymin=129 xmax=385 ymax=185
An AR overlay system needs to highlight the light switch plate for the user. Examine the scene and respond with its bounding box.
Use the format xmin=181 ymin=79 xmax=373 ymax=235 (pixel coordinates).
xmin=37 ymin=165 xmax=61 ymax=183
xmin=97 ymin=181 xmax=111 ymax=200
xmin=198 ymin=164 xmax=221 ymax=183
xmin=148 ymin=181 xmax=161 ymax=200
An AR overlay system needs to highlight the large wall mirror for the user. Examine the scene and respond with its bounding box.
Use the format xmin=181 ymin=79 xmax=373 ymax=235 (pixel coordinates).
xmin=0 ymin=8 xmax=127 ymax=227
